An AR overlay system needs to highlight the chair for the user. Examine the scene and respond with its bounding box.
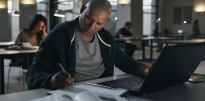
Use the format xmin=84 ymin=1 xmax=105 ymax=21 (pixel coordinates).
xmin=7 ymin=58 xmax=26 ymax=93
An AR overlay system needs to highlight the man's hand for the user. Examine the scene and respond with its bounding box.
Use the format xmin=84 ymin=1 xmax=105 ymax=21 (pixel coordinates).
xmin=138 ymin=65 xmax=152 ymax=77
xmin=50 ymin=72 xmax=74 ymax=89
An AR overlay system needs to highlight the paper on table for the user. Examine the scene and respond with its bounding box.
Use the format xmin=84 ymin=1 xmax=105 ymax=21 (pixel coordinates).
xmin=74 ymin=90 xmax=103 ymax=101
xmin=29 ymin=94 xmax=72 ymax=101
xmin=48 ymin=84 xmax=128 ymax=101
xmin=75 ymin=84 xmax=128 ymax=96
xmin=5 ymin=42 xmax=38 ymax=50
xmin=22 ymin=42 xmax=33 ymax=48
xmin=33 ymin=46 xmax=39 ymax=49
xmin=48 ymin=88 xmax=102 ymax=101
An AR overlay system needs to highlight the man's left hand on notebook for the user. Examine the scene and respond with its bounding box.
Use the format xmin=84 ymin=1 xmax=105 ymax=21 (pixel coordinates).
xmin=138 ymin=65 xmax=151 ymax=77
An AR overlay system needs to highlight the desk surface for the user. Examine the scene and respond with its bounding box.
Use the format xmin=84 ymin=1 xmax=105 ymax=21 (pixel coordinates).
xmin=0 ymin=89 xmax=50 ymax=101
xmin=162 ymin=34 xmax=191 ymax=37
xmin=114 ymin=37 xmax=174 ymax=41
xmin=0 ymin=42 xmax=14 ymax=48
xmin=0 ymin=49 xmax=38 ymax=55
xmin=162 ymin=39 xmax=205 ymax=44
xmin=0 ymin=42 xmax=14 ymax=46
xmin=1 ymin=61 xmax=205 ymax=101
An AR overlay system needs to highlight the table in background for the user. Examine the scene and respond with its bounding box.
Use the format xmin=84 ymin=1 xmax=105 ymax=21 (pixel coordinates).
xmin=0 ymin=42 xmax=14 ymax=48
xmin=115 ymin=37 xmax=174 ymax=61
xmin=0 ymin=49 xmax=38 ymax=94
xmin=162 ymin=39 xmax=205 ymax=46
xmin=162 ymin=34 xmax=191 ymax=40
xmin=1 ymin=61 xmax=204 ymax=101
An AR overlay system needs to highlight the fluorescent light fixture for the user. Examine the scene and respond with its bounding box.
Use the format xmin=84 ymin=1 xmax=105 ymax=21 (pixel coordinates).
xmin=0 ymin=1 xmax=7 ymax=9
xmin=54 ymin=9 xmax=65 ymax=17
xmin=117 ymin=0 xmax=131 ymax=4
xmin=117 ymin=0 xmax=130 ymax=7
xmin=12 ymin=10 xmax=20 ymax=16
xmin=20 ymin=0 xmax=36 ymax=5
xmin=194 ymin=0 xmax=205 ymax=14
xmin=36 ymin=0 xmax=43 ymax=2
xmin=11 ymin=10 xmax=33 ymax=18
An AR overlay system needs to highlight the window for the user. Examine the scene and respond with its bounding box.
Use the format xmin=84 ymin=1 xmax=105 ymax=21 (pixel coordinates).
xmin=7 ymin=0 xmax=12 ymax=13
xmin=104 ymin=11 xmax=116 ymax=36
xmin=173 ymin=6 xmax=192 ymax=24
xmin=173 ymin=7 xmax=182 ymax=24
xmin=143 ymin=0 xmax=159 ymax=36
xmin=104 ymin=0 xmax=117 ymax=36
xmin=36 ymin=0 xmax=48 ymax=18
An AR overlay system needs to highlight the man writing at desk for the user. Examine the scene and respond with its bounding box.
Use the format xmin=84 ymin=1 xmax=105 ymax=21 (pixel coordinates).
xmin=26 ymin=0 xmax=151 ymax=89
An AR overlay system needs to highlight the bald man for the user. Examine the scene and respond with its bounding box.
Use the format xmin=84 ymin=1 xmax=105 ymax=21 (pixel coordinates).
xmin=26 ymin=0 xmax=150 ymax=89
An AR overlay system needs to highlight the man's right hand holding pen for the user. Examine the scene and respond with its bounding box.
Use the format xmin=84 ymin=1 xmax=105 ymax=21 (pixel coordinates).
xmin=50 ymin=63 xmax=74 ymax=89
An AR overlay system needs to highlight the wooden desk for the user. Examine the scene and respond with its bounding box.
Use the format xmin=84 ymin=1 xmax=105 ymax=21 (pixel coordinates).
xmin=0 ymin=42 xmax=14 ymax=48
xmin=0 ymin=49 xmax=38 ymax=94
xmin=0 ymin=61 xmax=205 ymax=101
xmin=115 ymin=37 xmax=174 ymax=61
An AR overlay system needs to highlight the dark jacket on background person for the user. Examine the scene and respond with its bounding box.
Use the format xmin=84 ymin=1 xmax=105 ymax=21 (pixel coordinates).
xmin=116 ymin=28 xmax=133 ymax=38
xmin=25 ymin=17 xmax=145 ymax=89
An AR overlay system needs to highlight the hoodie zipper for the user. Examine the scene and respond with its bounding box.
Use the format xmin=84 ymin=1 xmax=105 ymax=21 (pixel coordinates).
xmin=96 ymin=32 xmax=112 ymax=74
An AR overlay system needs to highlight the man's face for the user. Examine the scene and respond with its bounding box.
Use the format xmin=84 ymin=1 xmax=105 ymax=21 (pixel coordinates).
xmin=79 ymin=7 xmax=110 ymax=36
xmin=125 ymin=25 xmax=132 ymax=31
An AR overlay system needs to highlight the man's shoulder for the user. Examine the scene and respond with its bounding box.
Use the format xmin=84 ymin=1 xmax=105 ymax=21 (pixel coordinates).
xmin=99 ymin=28 xmax=112 ymax=36
xmin=98 ymin=28 xmax=115 ymax=43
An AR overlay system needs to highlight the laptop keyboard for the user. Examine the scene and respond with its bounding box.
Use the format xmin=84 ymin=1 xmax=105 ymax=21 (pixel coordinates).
xmin=111 ymin=79 xmax=144 ymax=91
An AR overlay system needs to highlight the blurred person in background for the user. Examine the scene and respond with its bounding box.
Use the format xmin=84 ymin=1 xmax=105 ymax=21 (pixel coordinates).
xmin=13 ymin=14 xmax=47 ymax=70
xmin=192 ymin=19 xmax=200 ymax=37
xmin=116 ymin=22 xmax=136 ymax=57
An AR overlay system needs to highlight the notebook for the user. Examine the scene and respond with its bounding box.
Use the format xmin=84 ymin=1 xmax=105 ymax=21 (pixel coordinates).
xmin=97 ymin=43 xmax=205 ymax=95
xmin=47 ymin=84 xmax=128 ymax=101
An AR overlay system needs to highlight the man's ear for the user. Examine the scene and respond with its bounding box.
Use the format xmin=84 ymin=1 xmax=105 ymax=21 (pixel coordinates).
xmin=80 ymin=5 xmax=86 ymax=14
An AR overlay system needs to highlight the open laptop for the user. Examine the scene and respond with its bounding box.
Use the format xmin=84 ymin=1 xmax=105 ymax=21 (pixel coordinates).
xmin=97 ymin=43 xmax=205 ymax=95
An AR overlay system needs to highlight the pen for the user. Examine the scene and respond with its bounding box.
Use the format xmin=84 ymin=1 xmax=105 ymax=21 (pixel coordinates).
xmin=57 ymin=63 xmax=74 ymax=87
xmin=85 ymin=82 xmax=120 ymax=90
xmin=57 ymin=63 xmax=66 ymax=72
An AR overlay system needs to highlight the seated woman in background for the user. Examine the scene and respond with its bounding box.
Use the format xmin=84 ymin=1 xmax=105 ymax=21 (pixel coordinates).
xmin=13 ymin=14 xmax=47 ymax=69
xmin=15 ymin=14 xmax=47 ymax=46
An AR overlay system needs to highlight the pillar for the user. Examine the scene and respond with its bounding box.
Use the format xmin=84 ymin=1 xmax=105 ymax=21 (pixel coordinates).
xmin=0 ymin=0 xmax=10 ymax=41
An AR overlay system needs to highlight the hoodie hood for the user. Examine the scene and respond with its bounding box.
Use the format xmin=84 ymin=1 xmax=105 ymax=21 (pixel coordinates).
xmin=55 ymin=17 xmax=111 ymax=47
